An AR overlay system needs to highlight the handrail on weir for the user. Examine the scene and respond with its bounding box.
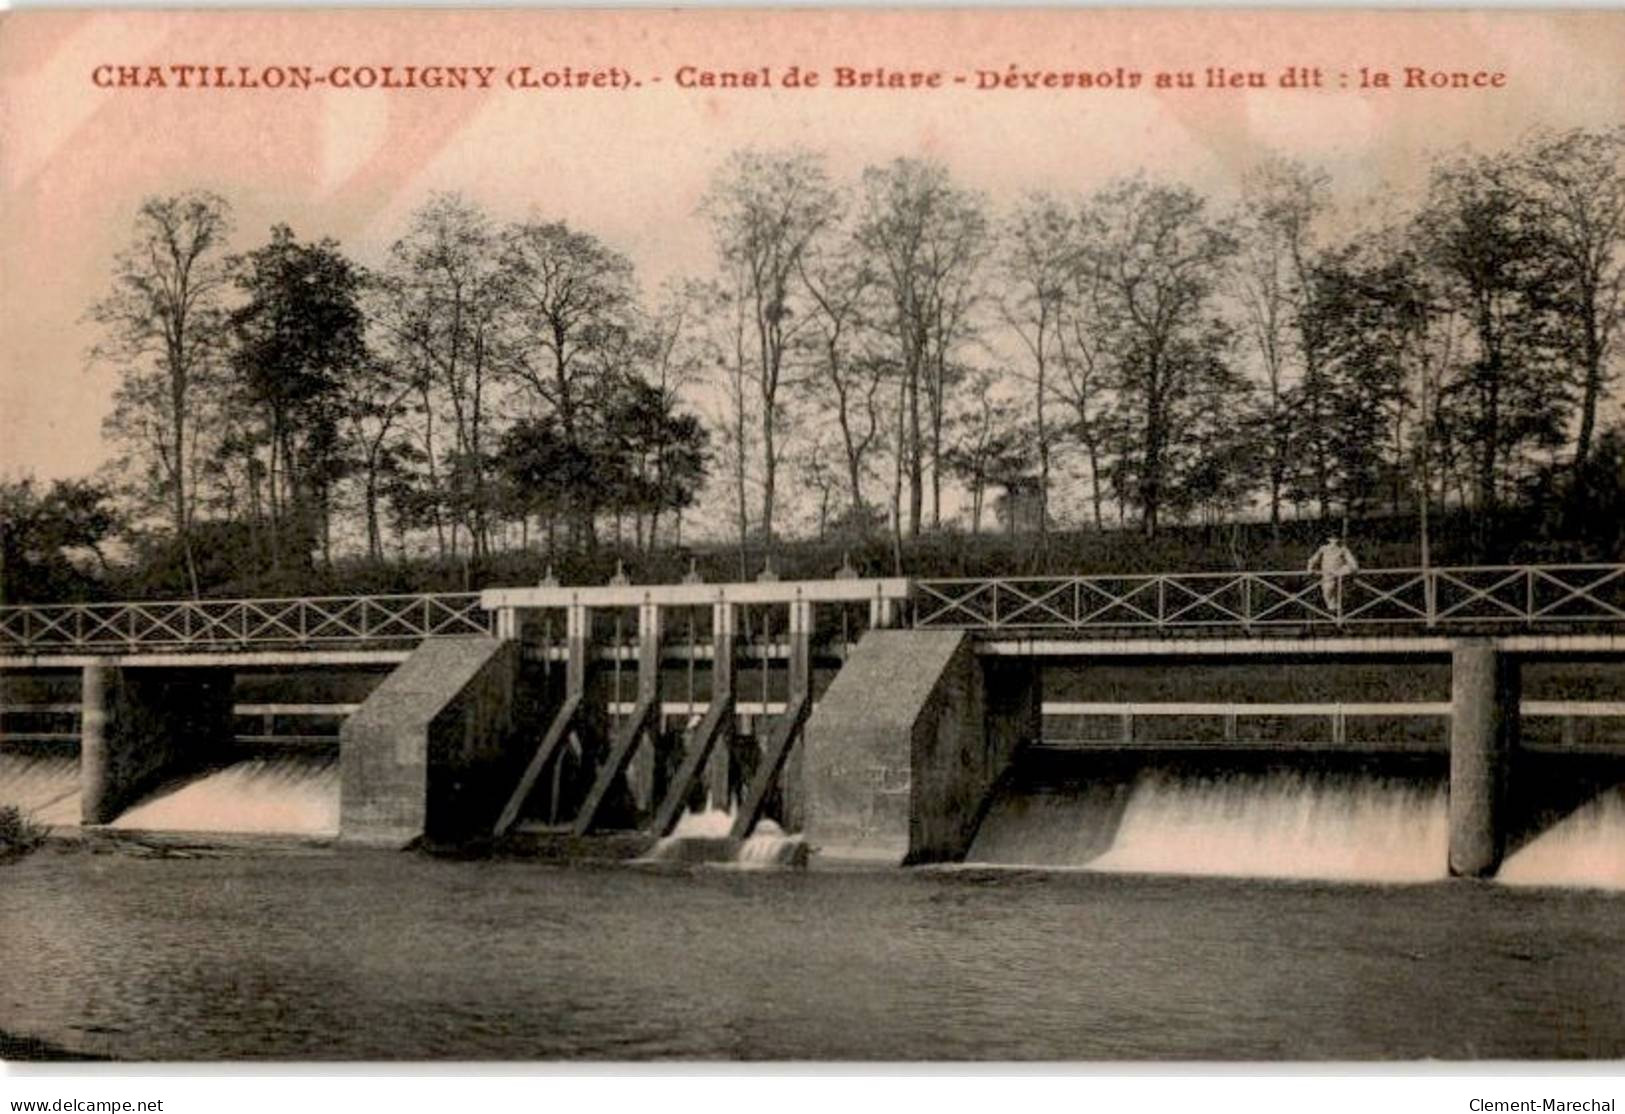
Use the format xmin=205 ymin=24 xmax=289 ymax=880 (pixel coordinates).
xmin=0 ymin=592 xmax=490 ymax=654
xmin=7 ymin=565 xmax=1625 ymax=655
xmin=911 ymin=563 xmax=1625 ymax=633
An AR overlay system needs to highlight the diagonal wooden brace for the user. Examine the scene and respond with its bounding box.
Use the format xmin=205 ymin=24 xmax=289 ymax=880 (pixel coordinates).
xmin=730 ymin=688 xmax=811 ymax=840
xmin=493 ymin=692 xmax=582 ymax=837
xmin=650 ymin=686 xmax=736 ymax=837
xmin=572 ymin=691 xmax=660 ymax=835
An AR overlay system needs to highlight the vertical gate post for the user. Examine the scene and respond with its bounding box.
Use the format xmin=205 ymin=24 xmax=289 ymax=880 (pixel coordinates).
xmin=625 ymin=600 xmax=663 ymax=813
xmin=779 ymin=597 xmax=814 ymax=831
xmin=705 ymin=600 xmax=737 ymax=809
xmin=494 ymin=606 xmax=518 ymax=641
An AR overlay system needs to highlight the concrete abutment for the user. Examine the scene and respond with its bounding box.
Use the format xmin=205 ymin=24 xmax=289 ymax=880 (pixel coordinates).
xmin=800 ymin=630 xmax=1038 ymax=865
xmin=339 ymin=637 xmax=519 ymax=847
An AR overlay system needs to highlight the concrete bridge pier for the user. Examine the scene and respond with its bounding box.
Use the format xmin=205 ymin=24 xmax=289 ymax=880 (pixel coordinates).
xmin=80 ymin=662 xmax=235 ymax=825
xmin=801 ymin=629 xmax=1036 ymax=864
xmin=1449 ymin=640 xmax=1519 ymax=878
xmin=340 ymin=637 xmax=519 ymax=847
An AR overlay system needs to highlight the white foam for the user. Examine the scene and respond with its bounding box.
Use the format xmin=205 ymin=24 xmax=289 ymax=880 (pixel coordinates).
xmin=970 ymin=769 xmax=1451 ymax=884
xmin=669 ymin=805 xmax=735 ymax=837
xmin=111 ymin=755 xmax=339 ymax=835
xmin=1086 ymin=771 xmax=1449 ymax=883
xmin=1499 ymin=787 xmax=1625 ymax=891
xmin=0 ymin=751 xmax=81 ymax=827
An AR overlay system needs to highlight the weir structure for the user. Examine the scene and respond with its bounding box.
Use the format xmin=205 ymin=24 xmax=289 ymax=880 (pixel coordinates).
xmin=2 ymin=563 xmax=1623 ymax=877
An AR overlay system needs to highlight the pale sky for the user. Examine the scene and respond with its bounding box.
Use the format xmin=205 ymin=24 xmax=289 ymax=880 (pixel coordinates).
xmin=2 ymin=8 xmax=1622 ymax=489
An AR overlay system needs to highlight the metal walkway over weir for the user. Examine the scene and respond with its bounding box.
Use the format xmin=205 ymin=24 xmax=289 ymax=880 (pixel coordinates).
xmin=3 ymin=564 xmax=1625 ymax=659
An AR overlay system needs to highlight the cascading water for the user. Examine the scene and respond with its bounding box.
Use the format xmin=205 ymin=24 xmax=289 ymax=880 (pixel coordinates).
xmin=0 ymin=750 xmax=81 ymax=827
xmin=110 ymin=754 xmax=339 ymax=836
xmin=645 ymin=800 xmax=807 ymax=866
xmin=1499 ymin=785 xmax=1625 ymax=891
xmin=1083 ymin=770 xmax=1449 ymax=882
xmin=968 ymin=747 xmax=1625 ymax=889
xmin=967 ymin=756 xmax=1451 ymax=884
xmin=668 ymin=805 xmax=735 ymax=838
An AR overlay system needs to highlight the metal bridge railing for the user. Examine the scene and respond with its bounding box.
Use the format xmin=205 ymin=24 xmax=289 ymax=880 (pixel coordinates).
xmin=912 ymin=564 xmax=1625 ymax=633
xmin=0 ymin=592 xmax=491 ymax=653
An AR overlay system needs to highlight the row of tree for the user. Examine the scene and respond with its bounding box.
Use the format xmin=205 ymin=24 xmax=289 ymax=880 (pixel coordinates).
xmin=89 ymin=196 xmax=711 ymax=592
xmin=702 ymin=128 xmax=1624 ymax=560
xmin=40 ymin=125 xmax=1625 ymax=597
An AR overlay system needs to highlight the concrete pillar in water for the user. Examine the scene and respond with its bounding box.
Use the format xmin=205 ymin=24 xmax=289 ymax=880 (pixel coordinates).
xmin=79 ymin=662 xmax=113 ymax=825
xmin=1449 ymin=640 xmax=1518 ymax=878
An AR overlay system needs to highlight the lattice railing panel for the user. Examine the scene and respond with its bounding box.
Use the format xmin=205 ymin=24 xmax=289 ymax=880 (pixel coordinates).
xmin=0 ymin=593 xmax=490 ymax=653
xmin=914 ymin=565 xmax=1625 ymax=633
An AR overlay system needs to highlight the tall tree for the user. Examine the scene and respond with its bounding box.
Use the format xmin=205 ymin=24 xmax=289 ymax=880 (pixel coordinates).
xmin=798 ymin=241 xmax=886 ymax=521
xmin=1418 ymin=153 xmax=1568 ymax=518
xmin=1300 ymin=242 xmax=1414 ymax=517
xmin=1081 ymin=177 xmax=1238 ymax=536
xmin=91 ymin=192 xmax=233 ymax=595
xmin=498 ymin=219 xmax=638 ymax=548
xmin=1233 ymin=157 xmax=1332 ymax=532
xmin=228 ymin=225 xmax=369 ymax=570
xmin=999 ymin=194 xmax=1076 ymax=545
xmin=377 ymin=194 xmax=507 ymax=563
xmin=1515 ymin=127 xmax=1625 ymax=473
xmin=700 ymin=148 xmax=839 ymax=552
xmin=856 ymin=158 xmax=988 ymax=536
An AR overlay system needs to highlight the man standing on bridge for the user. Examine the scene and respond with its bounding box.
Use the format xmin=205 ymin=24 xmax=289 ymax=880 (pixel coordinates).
xmin=1307 ymin=535 xmax=1359 ymax=619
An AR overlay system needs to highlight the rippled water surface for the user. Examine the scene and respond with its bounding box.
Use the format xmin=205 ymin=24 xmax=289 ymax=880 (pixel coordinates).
xmin=2 ymin=849 xmax=1622 ymax=1061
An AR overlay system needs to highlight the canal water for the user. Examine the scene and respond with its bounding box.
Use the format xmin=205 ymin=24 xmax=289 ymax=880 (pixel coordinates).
xmin=2 ymin=847 xmax=1623 ymax=1061
xmin=3 ymin=697 xmax=1622 ymax=1060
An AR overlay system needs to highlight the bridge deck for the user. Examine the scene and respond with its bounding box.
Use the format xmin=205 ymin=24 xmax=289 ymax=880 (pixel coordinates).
xmin=2 ymin=566 xmax=1624 ymax=661
xmin=976 ymin=633 xmax=1625 ymax=656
